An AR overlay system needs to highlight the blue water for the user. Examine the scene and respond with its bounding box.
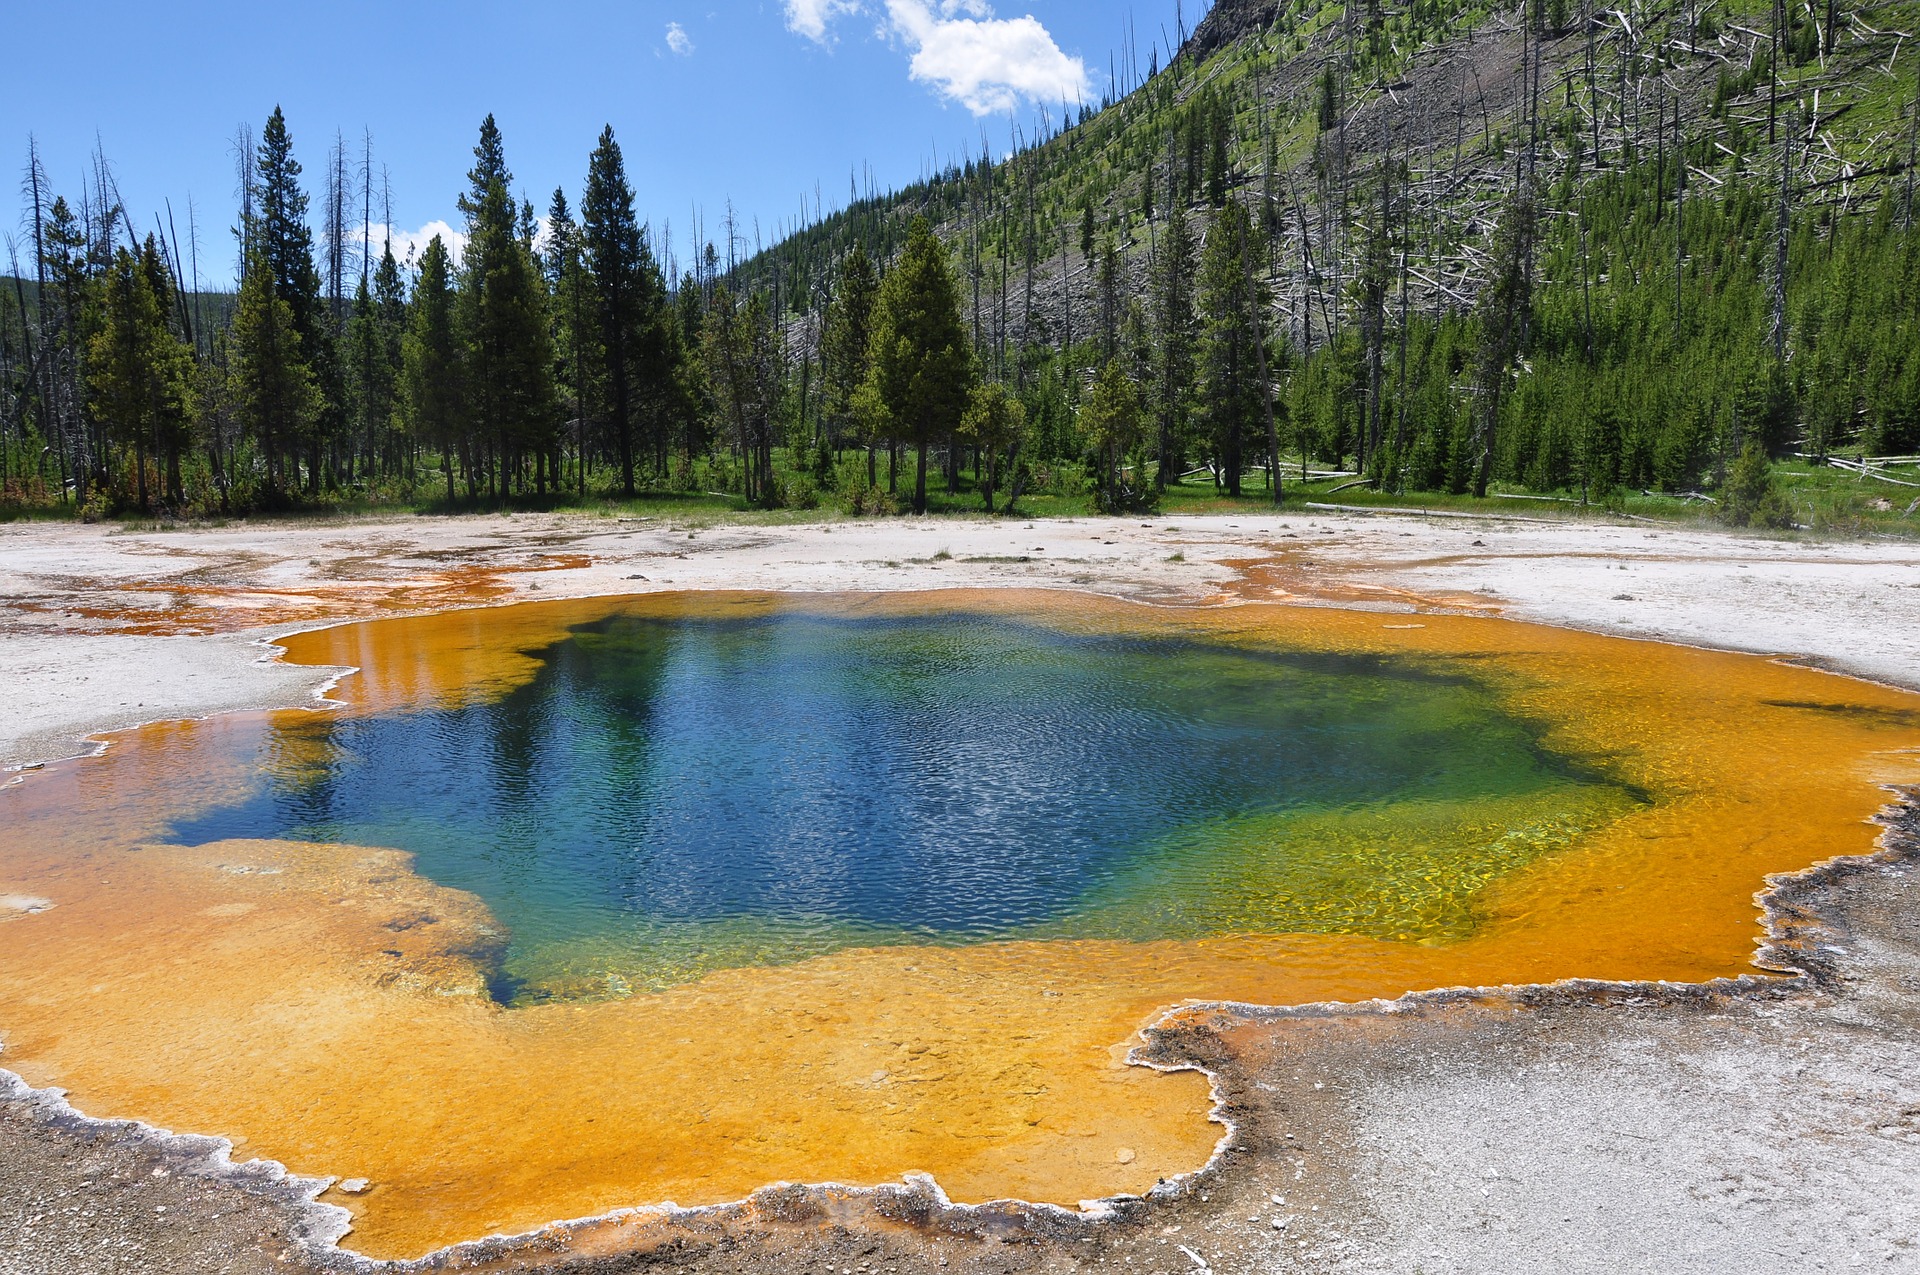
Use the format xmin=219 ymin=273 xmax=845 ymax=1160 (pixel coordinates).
xmin=171 ymin=607 xmax=1633 ymax=998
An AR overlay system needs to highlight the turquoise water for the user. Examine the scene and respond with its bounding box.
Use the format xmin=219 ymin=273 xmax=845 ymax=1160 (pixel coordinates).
xmin=173 ymin=609 xmax=1639 ymax=999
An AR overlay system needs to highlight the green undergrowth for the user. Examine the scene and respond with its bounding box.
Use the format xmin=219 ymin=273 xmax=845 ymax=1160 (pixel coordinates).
xmin=26 ymin=451 xmax=1910 ymax=539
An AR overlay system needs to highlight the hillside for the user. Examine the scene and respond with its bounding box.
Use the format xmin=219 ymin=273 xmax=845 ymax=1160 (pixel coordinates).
xmin=746 ymin=0 xmax=1920 ymax=499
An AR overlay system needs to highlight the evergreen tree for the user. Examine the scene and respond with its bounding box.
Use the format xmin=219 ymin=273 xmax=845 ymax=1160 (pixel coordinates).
xmin=373 ymin=242 xmax=407 ymax=462
xmin=1470 ymin=181 xmax=1537 ymax=498
xmin=822 ymin=246 xmax=879 ymax=472
xmin=37 ymin=195 xmax=93 ymax=499
xmin=1195 ymin=201 xmax=1268 ymax=496
xmin=582 ymin=126 xmax=648 ymax=496
xmin=1151 ymin=196 xmax=1196 ymax=488
xmin=249 ymin=107 xmax=329 ymax=493
xmin=253 ymin=108 xmax=323 ymax=344
xmin=1205 ymin=97 xmax=1232 ymax=206
xmin=346 ymin=240 xmax=405 ymax=486
xmin=1577 ymin=395 xmax=1622 ymax=504
xmin=1721 ymin=441 xmax=1794 ymax=528
xmin=543 ymin=187 xmax=589 ymax=495
xmin=1097 ymin=238 xmax=1122 ymax=362
xmin=673 ymin=270 xmax=714 ymax=468
xmin=457 ymin=115 xmax=557 ymax=497
xmin=700 ymin=284 xmax=783 ymax=505
xmin=1083 ymin=357 xmax=1150 ymax=512
xmin=230 ymin=245 xmax=321 ymax=499
xmin=401 ymin=235 xmax=464 ymax=502
xmin=959 ymin=380 xmax=1027 ymax=512
xmin=864 ymin=218 xmax=973 ymax=514
xmin=1355 ymin=200 xmax=1392 ymax=476
xmin=86 ymin=242 xmax=195 ymax=509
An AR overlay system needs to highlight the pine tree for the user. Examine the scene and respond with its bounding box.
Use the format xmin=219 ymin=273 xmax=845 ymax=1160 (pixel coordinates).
xmin=457 ymin=115 xmax=556 ymax=498
xmin=582 ymin=126 xmax=648 ymax=496
xmin=1097 ymin=238 xmax=1122 ymax=362
xmin=1195 ymin=202 xmax=1269 ymax=497
xmin=86 ymin=242 xmax=195 ymax=510
xmin=249 ymin=107 xmax=329 ymax=494
xmin=230 ymin=245 xmax=321 ymax=500
xmin=373 ymin=242 xmax=406 ymax=465
xmin=822 ymin=245 xmax=879 ymax=474
xmin=959 ymin=380 xmax=1027 ymax=512
xmin=346 ymin=240 xmax=404 ymax=488
xmin=1721 ymin=441 xmax=1793 ymax=527
xmin=1083 ymin=357 xmax=1150 ymax=512
xmin=864 ymin=218 xmax=973 ymax=514
xmin=402 ymin=235 xmax=464 ymax=503
xmin=1205 ymin=97 xmax=1232 ymax=206
xmin=253 ymin=108 xmax=322 ymax=344
xmin=1470 ymin=181 xmax=1537 ymax=498
xmin=1152 ymin=196 xmax=1197 ymax=489
xmin=700 ymin=285 xmax=783 ymax=506
xmin=36 ymin=194 xmax=91 ymax=500
xmin=1356 ymin=201 xmax=1391 ymax=476
xmin=543 ymin=187 xmax=589 ymax=495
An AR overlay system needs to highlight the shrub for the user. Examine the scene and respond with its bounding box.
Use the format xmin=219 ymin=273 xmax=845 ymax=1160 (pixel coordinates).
xmin=773 ymin=472 xmax=820 ymax=511
xmin=1720 ymin=444 xmax=1795 ymax=529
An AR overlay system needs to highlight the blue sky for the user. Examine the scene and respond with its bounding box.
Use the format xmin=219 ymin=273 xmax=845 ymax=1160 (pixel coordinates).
xmin=7 ymin=1 xmax=1204 ymax=286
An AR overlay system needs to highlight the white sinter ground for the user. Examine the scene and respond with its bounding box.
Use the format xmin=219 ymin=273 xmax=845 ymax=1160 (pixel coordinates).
xmin=1 ymin=508 xmax=1917 ymax=1273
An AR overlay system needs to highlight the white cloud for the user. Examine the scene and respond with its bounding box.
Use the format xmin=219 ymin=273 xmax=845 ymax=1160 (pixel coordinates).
xmin=785 ymin=0 xmax=1090 ymax=115
xmin=525 ymin=216 xmax=552 ymax=258
xmin=665 ymin=21 xmax=694 ymax=55
xmin=362 ymin=220 xmax=469 ymax=270
xmin=785 ymin=0 xmax=863 ymax=43
xmin=886 ymin=0 xmax=1090 ymax=115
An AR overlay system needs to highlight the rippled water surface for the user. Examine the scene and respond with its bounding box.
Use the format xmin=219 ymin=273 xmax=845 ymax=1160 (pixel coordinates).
xmin=175 ymin=609 xmax=1637 ymax=999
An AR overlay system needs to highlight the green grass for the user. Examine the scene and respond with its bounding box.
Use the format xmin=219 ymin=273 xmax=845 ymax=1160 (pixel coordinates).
xmin=9 ymin=449 xmax=1914 ymax=540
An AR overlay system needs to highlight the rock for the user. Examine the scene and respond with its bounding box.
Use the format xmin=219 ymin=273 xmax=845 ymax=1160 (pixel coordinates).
xmin=336 ymin=1178 xmax=371 ymax=1194
xmin=1114 ymin=1147 xmax=1136 ymax=1164
xmin=0 ymin=894 xmax=54 ymax=918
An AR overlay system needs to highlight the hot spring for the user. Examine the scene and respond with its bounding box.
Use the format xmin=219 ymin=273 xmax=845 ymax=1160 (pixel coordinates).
xmin=2 ymin=590 xmax=1915 ymax=1259
xmin=171 ymin=606 xmax=1641 ymax=999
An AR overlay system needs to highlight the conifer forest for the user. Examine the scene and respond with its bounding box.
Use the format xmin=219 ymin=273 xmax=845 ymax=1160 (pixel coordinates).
xmin=4 ymin=0 xmax=1920 ymax=529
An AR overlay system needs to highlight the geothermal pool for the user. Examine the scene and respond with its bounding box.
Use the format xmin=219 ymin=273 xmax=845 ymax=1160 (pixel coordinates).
xmin=172 ymin=606 xmax=1639 ymax=1000
xmin=1 ymin=590 xmax=1915 ymax=1259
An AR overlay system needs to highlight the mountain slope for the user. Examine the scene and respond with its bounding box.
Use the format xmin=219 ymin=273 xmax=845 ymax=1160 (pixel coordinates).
xmin=745 ymin=0 xmax=1920 ymax=495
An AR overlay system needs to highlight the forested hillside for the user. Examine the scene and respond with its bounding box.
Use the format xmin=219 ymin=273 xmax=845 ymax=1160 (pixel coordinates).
xmin=747 ymin=0 xmax=1920 ymax=510
xmin=3 ymin=0 xmax=1918 ymax=525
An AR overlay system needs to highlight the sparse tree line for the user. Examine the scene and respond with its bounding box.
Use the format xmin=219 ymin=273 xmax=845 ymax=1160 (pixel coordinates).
xmin=4 ymin=111 xmax=703 ymax=514
xmin=0 ymin=106 xmax=1134 ymax=516
xmin=0 ymin=102 xmax=1294 ymax=519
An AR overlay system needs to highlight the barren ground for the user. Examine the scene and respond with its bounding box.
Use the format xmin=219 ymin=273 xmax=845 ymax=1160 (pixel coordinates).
xmin=3 ymin=507 xmax=1918 ymax=1273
